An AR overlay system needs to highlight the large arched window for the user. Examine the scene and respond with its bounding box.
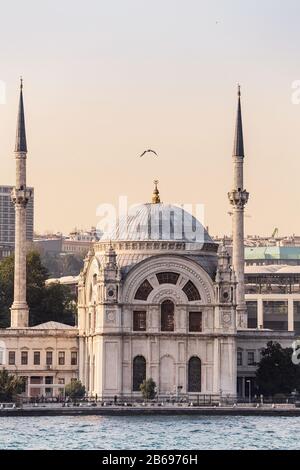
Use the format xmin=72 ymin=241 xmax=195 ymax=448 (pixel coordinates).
xmin=161 ymin=300 xmax=175 ymax=332
xmin=188 ymin=357 xmax=201 ymax=392
xmin=156 ymin=272 xmax=180 ymax=285
xmin=183 ymin=281 xmax=201 ymax=301
xmin=134 ymin=280 xmax=153 ymax=301
xmin=133 ymin=356 xmax=146 ymax=392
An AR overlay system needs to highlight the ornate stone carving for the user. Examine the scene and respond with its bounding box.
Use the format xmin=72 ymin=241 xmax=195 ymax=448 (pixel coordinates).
xmin=151 ymin=288 xmax=184 ymax=304
xmin=105 ymin=310 xmax=116 ymax=324
xmin=221 ymin=312 xmax=232 ymax=329
xmin=11 ymin=188 xmax=32 ymax=207
xmin=228 ymin=189 xmax=249 ymax=209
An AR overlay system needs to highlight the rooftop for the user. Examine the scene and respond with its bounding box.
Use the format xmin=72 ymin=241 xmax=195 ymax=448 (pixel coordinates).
xmin=32 ymin=321 xmax=76 ymax=330
xmin=245 ymin=265 xmax=300 ymax=275
xmin=245 ymin=247 xmax=300 ymax=260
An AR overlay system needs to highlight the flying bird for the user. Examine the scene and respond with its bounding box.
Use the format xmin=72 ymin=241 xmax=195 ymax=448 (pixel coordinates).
xmin=139 ymin=149 xmax=158 ymax=158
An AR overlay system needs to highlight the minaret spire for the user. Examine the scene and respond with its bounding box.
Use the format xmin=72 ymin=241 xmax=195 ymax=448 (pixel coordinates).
xmin=228 ymin=85 xmax=249 ymax=329
xmin=15 ymin=77 xmax=27 ymax=153
xmin=10 ymin=79 xmax=32 ymax=328
xmin=233 ymin=84 xmax=244 ymax=158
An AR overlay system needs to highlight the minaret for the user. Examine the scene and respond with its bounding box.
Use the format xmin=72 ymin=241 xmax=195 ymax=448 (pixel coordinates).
xmin=10 ymin=79 xmax=32 ymax=328
xmin=228 ymin=85 xmax=249 ymax=329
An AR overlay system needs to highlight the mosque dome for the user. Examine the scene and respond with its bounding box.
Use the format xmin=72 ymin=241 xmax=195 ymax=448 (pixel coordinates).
xmin=100 ymin=203 xmax=213 ymax=244
xmin=95 ymin=183 xmax=218 ymax=279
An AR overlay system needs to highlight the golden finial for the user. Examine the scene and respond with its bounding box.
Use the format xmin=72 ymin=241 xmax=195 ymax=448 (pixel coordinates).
xmin=152 ymin=179 xmax=161 ymax=204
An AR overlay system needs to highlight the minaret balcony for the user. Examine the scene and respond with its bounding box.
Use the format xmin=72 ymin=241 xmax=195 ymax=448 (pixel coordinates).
xmin=11 ymin=187 xmax=32 ymax=206
xmin=228 ymin=189 xmax=249 ymax=209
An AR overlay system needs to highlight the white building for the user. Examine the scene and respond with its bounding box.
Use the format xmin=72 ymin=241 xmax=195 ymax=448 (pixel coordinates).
xmin=0 ymin=322 xmax=78 ymax=398
xmin=77 ymin=203 xmax=237 ymax=399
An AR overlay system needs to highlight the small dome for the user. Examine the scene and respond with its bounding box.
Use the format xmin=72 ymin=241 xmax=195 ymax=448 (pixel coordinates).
xmin=32 ymin=321 xmax=75 ymax=330
xmin=100 ymin=203 xmax=213 ymax=244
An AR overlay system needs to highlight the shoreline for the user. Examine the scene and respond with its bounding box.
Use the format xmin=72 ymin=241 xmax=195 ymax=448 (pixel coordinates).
xmin=1 ymin=406 xmax=300 ymax=417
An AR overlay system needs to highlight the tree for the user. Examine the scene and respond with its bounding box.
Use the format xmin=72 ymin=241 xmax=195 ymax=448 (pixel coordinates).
xmin=140 ymin=378 xmax=157 ymax=400
xmin=40 ymin=252 xmax=84 ymax=278
xmin=39 ymin=283 xmax=77 ymax=326
xmin=65 ymin=380 xmax=85 ymax=400
xmin=256 ymin=341 xmax=300 ymax=396
xmin=0 ymin=369 xmax=25 ymax=402
xmin=0 ymin=251 xmax=77 ymax=328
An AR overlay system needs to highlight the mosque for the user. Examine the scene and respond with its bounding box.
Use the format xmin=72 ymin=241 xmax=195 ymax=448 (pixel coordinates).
xmin=0 ymin=82 xmax=294 ymax=400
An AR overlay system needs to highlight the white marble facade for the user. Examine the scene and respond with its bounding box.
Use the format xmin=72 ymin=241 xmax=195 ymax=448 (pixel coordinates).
xmin=77 ymin=204 xmax=238 ymax=398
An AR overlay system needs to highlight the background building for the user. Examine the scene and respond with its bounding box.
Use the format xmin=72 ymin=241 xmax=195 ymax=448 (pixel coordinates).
xmin=33 ymin=227 xmax=102 ymax=256
xmin=245 ymin=247 xmax=300 ymax=266
xmin=0 ymin=185 xmax=34 ymax=258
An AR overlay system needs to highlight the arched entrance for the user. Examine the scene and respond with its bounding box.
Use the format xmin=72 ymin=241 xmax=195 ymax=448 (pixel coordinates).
xmin=132 ymin=356 xmax=146 ymax=392
xmin=188 ymin=357 xmax=201 ymax=393
xmin=161 ymin=300 xmax=175 ymax=331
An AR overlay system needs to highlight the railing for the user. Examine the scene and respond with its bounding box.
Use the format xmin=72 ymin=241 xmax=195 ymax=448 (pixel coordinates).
xmin=13 ymin=394 xmax=300 ymax=408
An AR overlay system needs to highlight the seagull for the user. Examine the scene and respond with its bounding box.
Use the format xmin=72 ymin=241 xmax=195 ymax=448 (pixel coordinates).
xmin=139 ymin=149 xmax=158 ymax=158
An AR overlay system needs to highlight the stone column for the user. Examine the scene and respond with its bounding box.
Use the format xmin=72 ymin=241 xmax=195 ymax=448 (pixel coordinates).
xmin=78 ymin=336 xmax=85 ymax=383
xmin=257 ymin=298 xmax=263 ymax=329
xmin=288 ymin=298 xmax=294 ymax=332
xmin=10 ymin=168 xmax=31 ymax=328
xmin=228 ymin=87 xmax=249 ymax=329
xmin=213 ymin=338 xmax=220 ymax=395
xmin=231 ymin=202 xmax=248 ymax=328
xmin=10 ymin=81 xmax=31 ymax=328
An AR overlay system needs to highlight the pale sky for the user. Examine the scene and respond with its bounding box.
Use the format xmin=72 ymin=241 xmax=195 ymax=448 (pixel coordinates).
xmin=1 ymin=0 xmax=300 ymax=237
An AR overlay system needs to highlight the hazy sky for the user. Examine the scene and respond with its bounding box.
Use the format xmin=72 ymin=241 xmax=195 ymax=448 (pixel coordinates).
xmin=1 ymin=0 xmax=300 ymax=237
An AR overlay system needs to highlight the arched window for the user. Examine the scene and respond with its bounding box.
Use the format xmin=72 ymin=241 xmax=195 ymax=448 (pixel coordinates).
xmin=183 ymin=281 xmax=201 ymax=301
xmin=161 ymin=300 xmax=175 ymax=331
xmin=156 ymin=272 xmax=180 ymax=285
xmin=134 ymin=279 xmax=153 ymax=301
xmin=133 ymin=356 xmax=146 ymax=391
xmin=188 ymin=357 xmax=201 ymax=392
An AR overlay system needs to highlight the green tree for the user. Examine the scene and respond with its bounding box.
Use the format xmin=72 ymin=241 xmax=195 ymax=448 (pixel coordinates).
xmin=0 ymin=255 xmax=14 ymax=328
xmin=256 ymin=341 xmax=300 ymax=396
xmin=0 ymin=251 xmax=77 ymax=328
xmin=140 ymin=378 xmax=157 ymax=400
xmin=0 ymin=369 xmax=25 ymax=402
xmin=39 ymin=283 xmax=77 ymax=326
xmin=65 ymin=380 xmax=85 ymax=400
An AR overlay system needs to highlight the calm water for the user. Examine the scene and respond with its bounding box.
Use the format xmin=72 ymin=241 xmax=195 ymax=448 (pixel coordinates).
xmin=0 ymin=415 xmax=300 ymax=450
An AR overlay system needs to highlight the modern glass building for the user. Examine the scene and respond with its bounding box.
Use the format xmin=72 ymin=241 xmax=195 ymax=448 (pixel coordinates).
xmin=0 ymin=185 xmax=34 ymax=251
